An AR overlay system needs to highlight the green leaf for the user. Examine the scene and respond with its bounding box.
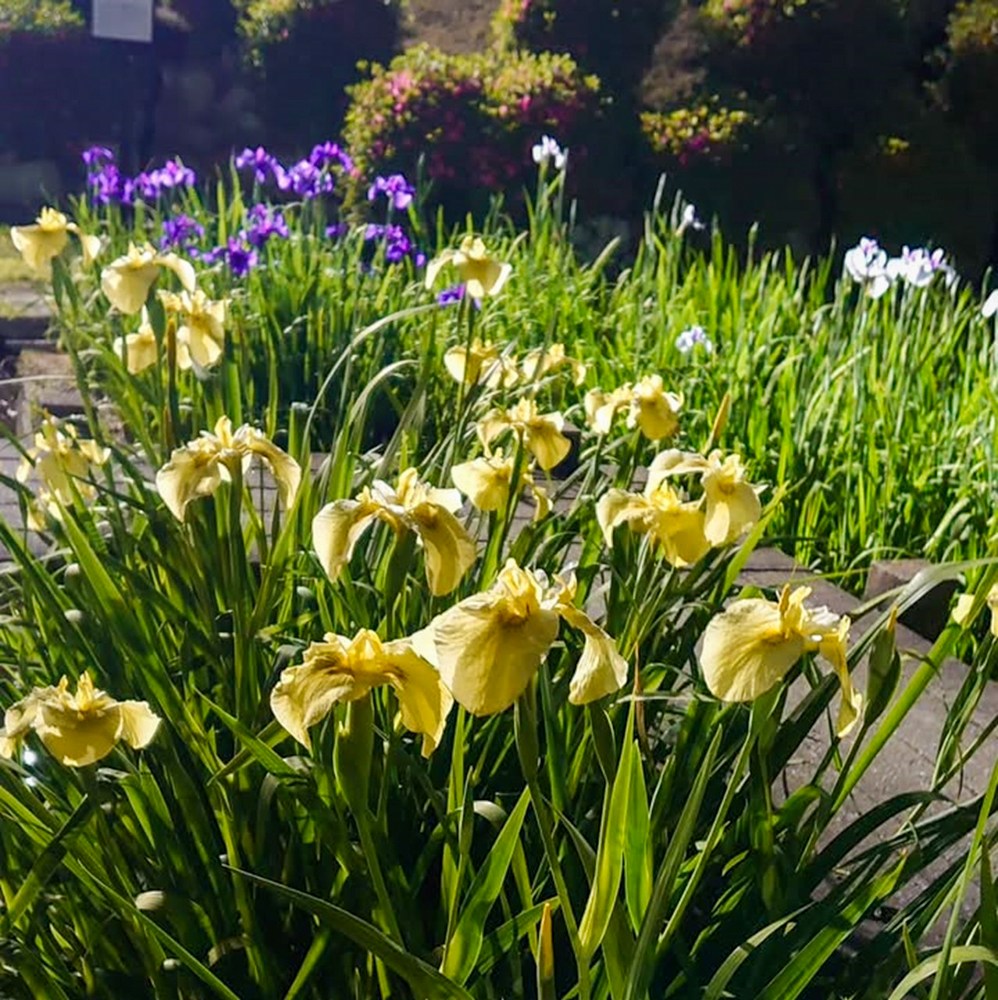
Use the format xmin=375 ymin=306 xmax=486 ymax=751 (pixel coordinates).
xmin=229 ymin=866 xmax=474 ymax=1000
xmin=624 ymin=748 xmax=652 ymax=936
xmin=756 ymin=859 xmax=905 ymax=1000
xmin=442 ymin=789 xmax=530 ymax=985
xmin=200 ymin=695 xmax=303 ymax=782
xmin=476 ymin=899 xmax=557 ymax=976
xmin=981 ymin=848 xmax=998 ymax=1000
xmin=886 ymin=946 xmax=998 ymax=1000
xmin=1 ymin=791 xmax=95 ymax=932
xmin=579 ymin=706 xmax=634 ymax=958
xmin=865 ymin=612 xmax=900 ymax=724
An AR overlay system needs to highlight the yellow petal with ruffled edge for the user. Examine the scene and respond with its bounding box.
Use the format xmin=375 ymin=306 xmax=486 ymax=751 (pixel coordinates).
xmin=525 ymin=417 xmax=570 ymax=471
xmin=596 ymin=488 xmax=652 ymax=547
xmin=556 ymin=598 xmax=628 ymax=704
xmin=312 ymin=499 xmax=379 ymax=582
xmin=651 ymin=505 xmax=710 ymax=567
xmin=113 ymin=325 xmax=159 ymax=374
xmin=699 ymin=598 xmax=806 ymax=702
xmin=11 ymin=222 xmax=68 ymax=272
xmin=101 ymin=248 xmax=161 ymax=314
xmin=628 ymin=377 xmax=681 ymax=441
xmin=419 ymin=562 xmax=559 ymax=715
xmin=236 ymin=426 xmax=301 ymax=511
xmin=424 ymin=248 xmax=456 ymax=290
xmin=270 ymin=632 xmax=382 ymax=749
xmin=817 ymin=624 xmax=863 ymax=737
xmin=452 ymin=454 xmax=514 ymax=511
xmin=155 ymin=441 xmax=223 ymax=521
xmin=381 ymin=638 xmax=454 ymax=756
xmin=409 ymin=503 xmax=477 ymax=596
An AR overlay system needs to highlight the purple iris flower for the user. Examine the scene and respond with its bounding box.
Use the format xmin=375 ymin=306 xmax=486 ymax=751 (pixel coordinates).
xmin=82 ymin=145 xmax=115 ymax=167
xmin=436 ymin=284 xmax=465 ymax=305
xmin=234 ymin=146 xmax=284 ymax=186
xmin=160 ymin=214 xmax=206 ymax=253
xmin=367 ymin=173 xmax=416 ymax=211
xmin=280 ymin=160 xmax=336 ymax=200
xmin=325 ymin=223 xmax=349 ymax=240
xmin=245 ymin=204 xmax=290 ymax=246
xmin=224 ymin=238 xmax=258 ymax=277
xmin=309 ymin=142 xmax=354 ymax=174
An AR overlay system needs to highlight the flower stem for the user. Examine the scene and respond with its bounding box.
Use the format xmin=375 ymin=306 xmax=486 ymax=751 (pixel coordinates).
xmin=516 ymin=693 xmax=590 ymax=1000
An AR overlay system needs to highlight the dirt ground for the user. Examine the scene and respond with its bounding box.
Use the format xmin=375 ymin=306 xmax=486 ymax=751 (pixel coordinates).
xmin=402 ymin=0 xmax=497 ymax=54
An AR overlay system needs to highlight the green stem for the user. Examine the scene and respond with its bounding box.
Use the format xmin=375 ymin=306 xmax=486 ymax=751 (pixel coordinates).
xmin=516 ymin=694 xmax=590 ymax=1000
xmin=354 ymin=810 xmax=405 ymax=948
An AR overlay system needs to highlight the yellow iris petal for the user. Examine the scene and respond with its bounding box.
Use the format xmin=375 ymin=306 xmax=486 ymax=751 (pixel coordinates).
xmin=419 ymin=561 xmax=560 ymax=715
xmin=451 ymin=454 xmax=514 ymax=511
xmin=270 ymin=630 xmax=452 ymax=755
xmin=699 ymin=598 xmax=806 ymax=702
xmin=312 ymin=499 xmax=379 ymax=582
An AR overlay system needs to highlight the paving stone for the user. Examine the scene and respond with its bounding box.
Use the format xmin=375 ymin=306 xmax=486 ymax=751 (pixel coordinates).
xmin=865 ymin=558 xmax=959 ymax=641
xmin=0 ymin=283 xmax=53 ymax=343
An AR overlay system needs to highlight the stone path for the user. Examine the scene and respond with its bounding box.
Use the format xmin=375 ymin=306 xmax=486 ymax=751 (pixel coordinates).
xmin=0 ymin=280 xmax=993 ymax=943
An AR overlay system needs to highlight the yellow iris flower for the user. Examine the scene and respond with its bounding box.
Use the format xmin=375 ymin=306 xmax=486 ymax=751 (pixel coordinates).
xmin=450 ymin=449 xmax=550 ymax=520
xmin=444 ymin=339 xmax=519 ymax=388
xmin=0 ymin=672 xmax=160 ymax=767
xmin=584 ymin=377 xmax=682 ymax=441
xmin=650 ymin=448 xmax=763 ymax=546
xmin=11 ymin=207 xmax=100 ymax=272
xmin=597 ymin=466 xmax=709 ymax=568
xmin=16 ymin=417 xmax=110 ymax=528
xmin=111 ymin=306 xmax=193 ymax=374
xmin=953 ymin=584 xmax=998 ymax=636
xmin=101 ymin=242 xmax=196 ymax=315
xmin=584 ymin=385 xmax=634 ymax=435
xmin=312 ymin=467 xmax=476 ymax=596
xmin=155 ymin=416 xmax=301 ymax=522
xmin=425 ymin=236 xmax=512 ymax=299
xmin=699 ymin=585 xmax=863 ymax=737
xmin=628 ymin=375 xmax=682 ymax=441
xmin=270 ymin=628 xmax=453 ymax=757
xmin=158 ymin=289 xmax=227 ymax=368
xmin=477 ymin=398 xmax=571 ymax=471
xmin=521 ymin=343 xmax=586 ymax=385
xmin=413 ymin=559 xmax=627 ymax=715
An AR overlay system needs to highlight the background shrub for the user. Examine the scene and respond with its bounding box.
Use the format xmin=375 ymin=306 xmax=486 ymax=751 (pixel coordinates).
xmin=343 ymin=43 xmax=601 ymax=213
xmin=0 ymin=0 xmax=117 ymax=163
xmin=491 ymin=0 xmax=666 ymax=94
xmin=233 ymin=0 xmax=403 ymax=149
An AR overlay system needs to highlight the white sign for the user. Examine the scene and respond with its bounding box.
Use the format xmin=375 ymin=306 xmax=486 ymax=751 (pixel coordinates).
xmin=92 ymin=0 xmax=154 ymax=43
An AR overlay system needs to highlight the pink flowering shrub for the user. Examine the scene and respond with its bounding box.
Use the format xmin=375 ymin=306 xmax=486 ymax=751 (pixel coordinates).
xmin=343 ymin=44 xmax=600 ymax=210
xmin=492 ymin=0 xmax=664 ymax=93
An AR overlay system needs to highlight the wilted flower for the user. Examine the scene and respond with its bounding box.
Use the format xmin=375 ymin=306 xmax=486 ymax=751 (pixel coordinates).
xmin=532 ymin=135 xmax=568 ymax=170
xmin=597 ymin=471 xmax=709 ymax=568
xmin=413 ymin=559 xmax=627 ymax=715
xmin=444 ymin=339 xmax=518 ymax=388
xmin=101 ymin=243 xmax=196 ymax=314
xmin=650 ymin=448 xmax=762 ymax=546
xmin=699 ymin=585 xmax=863 ymax=737
xmin=0 ymin=672 xmax=160 ymax=767
xmin=158 ymin=289 xmax=226 ymax=368
xmin=477 ymin=398 xmax=571 ymax=471
xmin=155 ymin=416 xmax=301 ymax=522
xmin=16 ymin=417 xmax=110 ymax=522
xmin=675 ymin=325 xmax=714 ymax=354
xmin=270 ymin=629 xmax=452 ymax=757
xmin=11 ymin=207 xmax=100 ymax=272
xmin=451 ymin=449 xmax=550 ymax=520
xmin=426 ymin=237 xmax=512 ymax=299
xmin=312 ymin=468 xmax=476 ymax=596
xmin=521 ymin=343 xmax=586 ymax=384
